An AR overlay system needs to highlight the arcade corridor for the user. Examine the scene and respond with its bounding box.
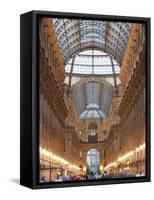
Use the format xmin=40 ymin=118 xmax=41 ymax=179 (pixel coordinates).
xmin=39 ymin=17 xmax=146 ymax=182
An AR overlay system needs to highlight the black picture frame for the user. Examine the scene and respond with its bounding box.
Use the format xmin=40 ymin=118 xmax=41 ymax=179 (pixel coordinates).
xmin=20 ymin=10 xmax=151 ymax=189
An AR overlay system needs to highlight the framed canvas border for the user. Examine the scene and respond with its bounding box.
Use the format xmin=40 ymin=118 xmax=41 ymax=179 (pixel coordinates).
xmin=20 ymin=10 xmax=151 ymax=189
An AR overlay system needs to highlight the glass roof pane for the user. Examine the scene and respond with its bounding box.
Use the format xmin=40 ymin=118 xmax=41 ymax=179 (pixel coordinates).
xmin=65 ymin=64 xmax=71 ymax=73
xmin=75 ymin=55 xmax=92 ymax=65
xmin=94 ymin=66 xmax=113 ymax=74
xmin=73 ymin=65 xmax=93 ymax=74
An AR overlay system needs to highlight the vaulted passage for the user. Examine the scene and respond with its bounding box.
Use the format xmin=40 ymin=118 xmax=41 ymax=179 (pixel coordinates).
xmin=39 ymin=17 xmax=146 ymax=182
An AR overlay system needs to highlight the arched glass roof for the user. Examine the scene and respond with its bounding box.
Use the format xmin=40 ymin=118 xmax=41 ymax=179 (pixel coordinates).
xmin=65 ymin=50 xmax=120 ymax=75
xmin=51 ymin=18 xmax=132 ymax=121
xmin=72 ymin=80 xmax=113 ymax=120
xmin=53 ymin=18 xmax=132 ymax=65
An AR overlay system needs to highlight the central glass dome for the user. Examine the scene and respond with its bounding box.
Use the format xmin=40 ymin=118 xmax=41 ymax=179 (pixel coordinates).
xmin=79 ymin=103 xmax=106 ymax=120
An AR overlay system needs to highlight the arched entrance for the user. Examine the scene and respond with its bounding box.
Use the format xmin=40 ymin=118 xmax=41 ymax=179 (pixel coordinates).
xmin=87 ymin=149 xmax=100 ymax=175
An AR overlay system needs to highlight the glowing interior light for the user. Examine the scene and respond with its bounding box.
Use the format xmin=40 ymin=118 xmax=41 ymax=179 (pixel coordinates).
xmin=40 ymin=147 xmax=69 ymax=165
xmin=69 ymin=164 xmax=80 ymax=171
xmin=140 ymin=143 xmax=145 ymax=150
xmin=105 ymin=162 xmax=117 ymax=169
xmin=136 ymin=143 xmax=145 ymax=152
xmin=52 ymin=154 xmax=69 ymax=165
xmin=117 ymin=151 xmax=134 ymax=162
xmin=100 ymin=165 xmax=104 ymax=171
xmin=83 ymin=166 xmax=86 ymax=172
xmin=136 ymin=147 xmax=140 ymax=152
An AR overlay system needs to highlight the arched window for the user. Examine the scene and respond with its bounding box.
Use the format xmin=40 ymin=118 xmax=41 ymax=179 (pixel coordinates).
xmin=88 ymin=123 xmax=98 ymax=142
xmin=88 ymin=123 xmax=97 ymax=135
xmin=87 ymin=149 xmax=100 ymax=174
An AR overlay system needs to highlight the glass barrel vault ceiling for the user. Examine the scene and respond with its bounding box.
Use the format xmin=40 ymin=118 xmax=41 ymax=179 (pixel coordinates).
xmin=53 ymin=18 xmax=132 ymax=65
xmin=52 ymin=18 xmax=132 ymax=120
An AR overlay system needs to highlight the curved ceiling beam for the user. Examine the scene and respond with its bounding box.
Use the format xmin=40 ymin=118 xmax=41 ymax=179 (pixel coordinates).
xmin=68 ymin=55 xmax=76 ymax=87
xmin=109 ymin=56 xmax=117 ymax=88
xmin=62 ymin=43 xmax=123 ymax=65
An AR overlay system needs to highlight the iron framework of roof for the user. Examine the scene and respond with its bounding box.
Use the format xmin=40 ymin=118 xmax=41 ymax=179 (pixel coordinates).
xmin=52 ymin=18 xmax=132 ymax=120
xmin=53 ymin=18 xmax=132 ymax=65
xmin=65 ymin=50 xmax=120 ymax=88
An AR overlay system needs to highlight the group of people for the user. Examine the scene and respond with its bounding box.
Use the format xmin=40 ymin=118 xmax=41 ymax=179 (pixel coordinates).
xmin=55 ymin=170 xmax=118 ymax=181
xmin=55 ymin=170 xmax=145 ymax=181
xmin=40 ymin=170 xmax=145 ymax=182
